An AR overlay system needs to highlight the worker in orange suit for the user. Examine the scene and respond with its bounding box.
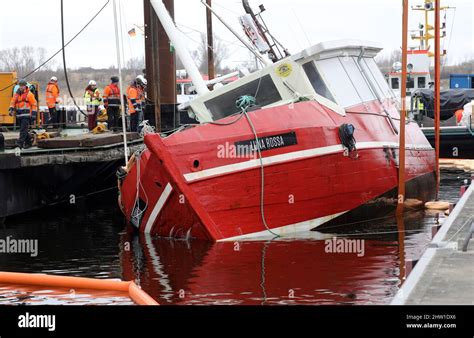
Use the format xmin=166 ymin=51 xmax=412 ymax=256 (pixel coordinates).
xmin=9 ymin=79 xmax=38 ymax=149
xmin=45 ymin=76 xmax=60 ymax=128
xmin=103 ymin=76 xmax=121 ymax=132
xmin=126 ymin=75 xmax=147 ymax=132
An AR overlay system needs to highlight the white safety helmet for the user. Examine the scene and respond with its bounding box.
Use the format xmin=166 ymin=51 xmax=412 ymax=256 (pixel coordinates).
xmin=50 ymin=76 xmax=58 ymax=82
xmin=136 ymin=75 xmax=147 ymax=87
xmin=89 ymin=80 xmax=97 ymax=86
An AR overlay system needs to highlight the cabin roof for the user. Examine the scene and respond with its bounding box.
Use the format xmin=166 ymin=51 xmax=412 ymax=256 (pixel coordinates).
xmin=292 ymin=39 xmax=384 ymax=62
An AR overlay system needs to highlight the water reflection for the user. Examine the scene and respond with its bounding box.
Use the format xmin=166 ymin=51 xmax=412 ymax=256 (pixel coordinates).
xmin=119 ymin=209 xmax=435 ymax=305
xmin=0 ymin=169 xmax=470 ymax=305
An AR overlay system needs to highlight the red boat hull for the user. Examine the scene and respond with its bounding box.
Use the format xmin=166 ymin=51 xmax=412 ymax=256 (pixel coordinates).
xmin=119 ymin=100 xmax=436 ymax=241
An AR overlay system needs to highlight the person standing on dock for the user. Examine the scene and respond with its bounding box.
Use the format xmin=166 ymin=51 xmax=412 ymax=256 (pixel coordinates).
xmin=8 ymin=79 xmax=37 ymax=149
xmin=103 ymin=76 xmax=121 ymax=132
xmin=84 ymin=80 xmax=102 ymax=131
xmin=126 ymin=75 xmax=147 ymax=133
xmin=45 ymin=77 xmax=60 ymax=128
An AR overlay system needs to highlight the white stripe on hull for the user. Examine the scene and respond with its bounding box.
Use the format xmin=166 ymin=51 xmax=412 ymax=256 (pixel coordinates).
xmin=184 ymin=141 xmax=433 ymax=183
xmin=144 ymin=183 xmax=173 ymax=234
xmin=217 ymin=211 xmax=348 ymax=242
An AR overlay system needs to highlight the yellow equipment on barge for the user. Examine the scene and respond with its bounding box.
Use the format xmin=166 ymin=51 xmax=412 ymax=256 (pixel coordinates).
xmin=0 ymin=72 xmax=40 ymax=126
xmin=0 ymin=72 xmax=17 ymax=125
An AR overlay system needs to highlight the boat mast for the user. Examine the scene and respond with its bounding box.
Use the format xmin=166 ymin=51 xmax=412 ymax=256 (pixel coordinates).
xmin=241 ymin=0 xmax=290 ymax=63
xmin=150 ymin=0 xmax=210 ymax=96
xmin=200 ymin=0 xmax=271 ymax=67
xmin=411 ymin=0 xmax=452 ymax=56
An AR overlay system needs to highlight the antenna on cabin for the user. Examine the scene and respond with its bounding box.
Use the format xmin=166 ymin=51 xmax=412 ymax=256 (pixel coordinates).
xmin=240 ymin=0 xmax=290 ymax=63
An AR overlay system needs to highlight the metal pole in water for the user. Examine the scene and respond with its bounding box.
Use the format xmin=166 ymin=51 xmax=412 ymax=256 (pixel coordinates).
xmin=113 ymin=0 xmax=129 ymax=163
xmin=397 ymin=0 xmax=409 ymax=215
xmin=434 ymin=0 xmax=441 ymax=198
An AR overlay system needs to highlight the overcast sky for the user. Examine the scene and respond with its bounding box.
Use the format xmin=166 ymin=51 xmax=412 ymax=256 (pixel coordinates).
xmin=0 ymin=0 xmax=472 ymax=71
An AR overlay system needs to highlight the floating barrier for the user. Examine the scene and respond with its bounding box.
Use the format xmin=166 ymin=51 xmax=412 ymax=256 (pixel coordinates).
xmin=0 ymin=272 xmax=158 ymax=305
xmin=404 ymin=199 xmax=425 ymax=210
xmin=425 ymin=201 xmax=451 ymax=210
xmin=440 ymin=159 xmax=474 ymax=172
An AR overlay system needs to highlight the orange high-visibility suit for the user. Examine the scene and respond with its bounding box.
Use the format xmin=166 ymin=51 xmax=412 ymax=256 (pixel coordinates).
xmin=45 ymin=81 xmax=60 ymax=127
xmin=10 ymin=88 xmax=37 ymax=117
xmin=9 ymin=87 xmax=38 ymax=148
xmin=45 ymin=82 xmax=60 ymax=109
xmin=126 ymin=84 xmax=144 ymax=132
xmin=103 ymin=83 xmax=121 ymax=130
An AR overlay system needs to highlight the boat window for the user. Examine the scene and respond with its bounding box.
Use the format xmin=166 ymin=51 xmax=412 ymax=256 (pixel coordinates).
xmin=315 ymin=58 xmax=362 ymax=107
xmin=391 ymin=78 xmax=400 ymax=89
xmin=407 ymin=77 xmax=415 ymax=89
xmin=360 ymin=58 xmax=393 ymax=99
xmin=418 ymin=76 xmax=426 ymax=88
xmin=341 ymin=57 xmax=377 ymax=103
xmin=204 ymin=75 xmax=282 ymax=120
xmin=302 ymin=61 xmax=335 ymax=102
xmin=314 ymin=57 xmax=379 ymax=107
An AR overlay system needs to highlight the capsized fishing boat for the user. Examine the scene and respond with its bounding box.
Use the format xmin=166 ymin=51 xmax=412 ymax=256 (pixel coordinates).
xmin=117 ymin=0 xmax=436 ymax=241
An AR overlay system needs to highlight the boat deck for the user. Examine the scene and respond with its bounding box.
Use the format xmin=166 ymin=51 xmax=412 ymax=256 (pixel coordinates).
xmin=0 ymin=131 xmax=142 ymax=169
xmin=391 ymin=183 xmax=474 ymax=305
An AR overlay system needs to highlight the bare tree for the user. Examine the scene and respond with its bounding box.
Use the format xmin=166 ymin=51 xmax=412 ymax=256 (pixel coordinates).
xmin=191 ymin=33 xmax=230 ymax=75
xmin=0 ymin=46 xmax=55 ymax=75
xmin=0 ymin=46 xmax=51 ymax=76
xmin=376 ymin=49 xmax=402 ymax=74
xmin=237 ymin=50 xmax=260 ymax=73
xmin=36 ymin=47 xmax=56 ymax=71
xmin=126 ymin=56 xmax=145 ymax=72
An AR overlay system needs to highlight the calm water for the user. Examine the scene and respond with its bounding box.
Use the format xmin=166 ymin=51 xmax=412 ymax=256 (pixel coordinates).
xmin=0 ymin=169 xmax=471 ymax=305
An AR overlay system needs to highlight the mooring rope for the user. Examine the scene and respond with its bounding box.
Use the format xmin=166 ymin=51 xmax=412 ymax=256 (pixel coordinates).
xmin=204 ymin=95 xmax=280 ymax=238
xmin=236 ymin=96 xmax=280 ymax=238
